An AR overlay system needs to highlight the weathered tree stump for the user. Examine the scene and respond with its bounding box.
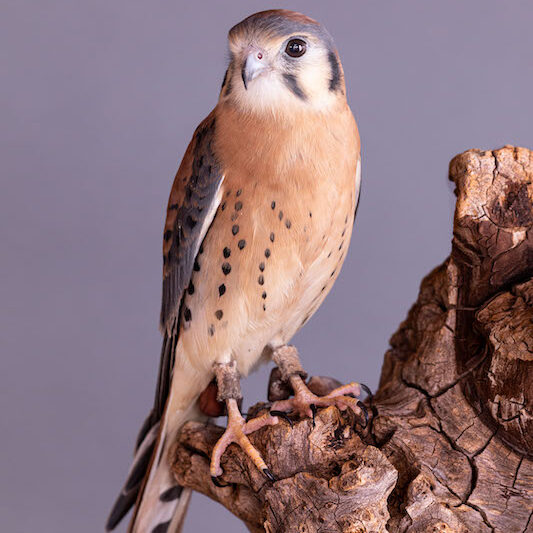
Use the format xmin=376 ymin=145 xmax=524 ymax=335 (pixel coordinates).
xmin=171 ymin=146 xmax=533 ymax=533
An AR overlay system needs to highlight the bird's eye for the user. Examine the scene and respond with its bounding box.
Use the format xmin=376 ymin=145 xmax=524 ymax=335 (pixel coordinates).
xmin=285 ymin=39 xmax=307 ymax=58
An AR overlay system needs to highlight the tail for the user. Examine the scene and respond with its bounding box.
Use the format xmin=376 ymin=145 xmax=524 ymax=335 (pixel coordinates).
xmin=107 ymin=360 xmax=209 ymax=533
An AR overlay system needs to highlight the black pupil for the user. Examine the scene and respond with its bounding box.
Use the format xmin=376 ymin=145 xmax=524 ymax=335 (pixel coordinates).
xmin=286 ymin=39 xmax=306 ymax=57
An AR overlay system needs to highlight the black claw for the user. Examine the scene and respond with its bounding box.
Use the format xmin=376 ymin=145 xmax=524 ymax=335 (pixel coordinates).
xmin=270 ymin=410 xmax=293 ymax=428
xmin=310 ymin=404 xmax=318 ymax=427
xmin=211 ymin=475 xmax=229 ymax=488
xmin=360 ymin=383 xmax=373 ymax=402
xmin=263 ymin=468 xmax=277 ymax=482
xmin=356 ymin=400 xmax=369 ymax=429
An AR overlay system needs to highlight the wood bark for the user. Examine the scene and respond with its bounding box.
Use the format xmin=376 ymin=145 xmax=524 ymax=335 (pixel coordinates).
xmin=171 ymin=146 xmax=533 ymax=533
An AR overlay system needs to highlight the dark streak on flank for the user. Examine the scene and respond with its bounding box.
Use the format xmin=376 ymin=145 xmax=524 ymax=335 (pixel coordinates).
xmin=152 ymin=520 xmax=171 ymax=533
xmin=159 ymin=485 xmax=183 ymax=502
xmin=282 ymin=73 xmax=306 ymax=100
xmin=184 ymin=307 xmax=192 ymax=322
xmin=327 ymin=50 xmax=342 ymax=92
xmin=271 ymin=201 xmax=276 ymax=209
xmin=187 ymin=281 xmax=195 ymax=295
xmin=238 ymin=239 xmax=246 ymax=250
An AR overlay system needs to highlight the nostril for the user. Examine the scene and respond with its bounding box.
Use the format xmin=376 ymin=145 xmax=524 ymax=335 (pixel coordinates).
xmin=257 ymin=52 xmax=263 ymax=60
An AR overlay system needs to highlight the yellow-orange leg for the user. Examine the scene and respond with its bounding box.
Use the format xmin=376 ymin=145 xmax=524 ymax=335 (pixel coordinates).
xmin=210 ymin=399 xmax=278 ymax=485
xmin=271 ymin=374 xmax=367 ymax=425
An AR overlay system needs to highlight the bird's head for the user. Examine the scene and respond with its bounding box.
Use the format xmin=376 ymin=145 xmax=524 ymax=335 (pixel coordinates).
xmin=219 ymin=10 xmax=346 ymax=115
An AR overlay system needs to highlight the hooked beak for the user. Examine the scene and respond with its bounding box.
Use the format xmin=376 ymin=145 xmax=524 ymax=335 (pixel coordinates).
xmin=241 ymin=50 xmax=266 ymax=90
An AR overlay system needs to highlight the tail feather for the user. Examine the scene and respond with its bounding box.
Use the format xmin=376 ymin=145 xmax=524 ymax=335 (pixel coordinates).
xmin=106 ymin=421 xmax=160 ymax=531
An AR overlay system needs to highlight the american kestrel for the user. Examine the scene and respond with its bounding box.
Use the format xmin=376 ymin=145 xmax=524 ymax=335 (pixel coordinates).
xmin=107 ymin=9 xmax=362 ymax=533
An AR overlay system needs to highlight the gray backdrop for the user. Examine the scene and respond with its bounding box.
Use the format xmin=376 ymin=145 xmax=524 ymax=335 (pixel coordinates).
xmin=1 ymin=1 xmax=531 ymax=531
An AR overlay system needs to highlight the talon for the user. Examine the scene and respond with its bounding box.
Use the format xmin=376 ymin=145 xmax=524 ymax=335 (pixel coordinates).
xmin=360 ymin=383 xmax=373 ymax=402
xmin=270 ymin=410 xmax=293 ymax=428
xmin=310 ymin=403 xmax=318 ymax=427
xmin=211 ymin=475 xmax=229 ymax=488
xmin=263 ymin=468 xmax=277 ymax=482
xmin=356 ymin=400 xmax=369 ymax=429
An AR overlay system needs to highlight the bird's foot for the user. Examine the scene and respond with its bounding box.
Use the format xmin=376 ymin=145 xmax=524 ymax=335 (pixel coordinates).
xmin=210 ymin=398 xmax=278 ymax=485
xmin=271 ymin=374 xmax=368 ymax=428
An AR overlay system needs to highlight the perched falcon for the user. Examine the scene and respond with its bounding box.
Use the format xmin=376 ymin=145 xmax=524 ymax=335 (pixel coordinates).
xmin=107 ymin=9 xmax=362 ymax=533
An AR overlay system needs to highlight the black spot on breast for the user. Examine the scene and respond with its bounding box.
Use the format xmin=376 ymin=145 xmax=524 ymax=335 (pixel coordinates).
xmin=341 ymin=228 xmax=346 ymax=237
xmin=271 ymin=201 xmax=276 ymax=209
xmin=215 ymin=310 xmax=223 ymax=320
xmin=309 ymin=211 xmax=312 ymax=218
xmin=327 ymin=251 xmax=332 ymax=258
xmin=187 ymin=281 xmax=195 ymax=295
xmin=339 ymin=242 xmax=344 ymax=251
xmin=236 ymin=189 xmax=242 ymax=197
xmin=221 ymin=202 xmax=226 ymax=211
xmin=263 ymin=304 xmax=266 ymax=311
xmin=259 ymin=262 xmax=265 ymax=271
xmin=209 ymin=325 xmax=215 ymax=336
xmin=238 ymin=239 xmax=246 ymax=250
xmin=270 ymin=232 xmax=275 ymax=242
xmin=222 ymin=263 xmax=231 ymax=275
xmin=218 ymin=284 xmax=226 ymax=296
xmin=232 ymin=225 xmax=239 ymax=235
xmin=330 ymin=269 xmax=336 ymax=278
xmin=261 ymin=291 xmax=267 ymax=299
xmin=223 ymin=247 xmax=231 ymax=258
xmin=265 ymin=248 xmax=271 ymax=258
xmin=184 ymin=307 xmax=192 ymax=322
xmin=278 ymin=210 xmax=283 ymax=221
xmin=235 ymin=201 xmax=242 ymax=211
xmin=258 ymin=275 xmax=264 ymax=285
xmin=285 ymin=219 xmax=292 ymax=229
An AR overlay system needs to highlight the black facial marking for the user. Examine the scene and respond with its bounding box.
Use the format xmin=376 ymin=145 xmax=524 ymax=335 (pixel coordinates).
xmin=270 ymin=232 xmax=275 ymax=242
xmin=218 ymin=284 xmax=226 ymax=296
xmin=261 ymin=291 xmax=267 ymax=299
xmin=187 ymin=281 xmax=195 ymax=295
xmin=282 ymin=73 xmax=306 ymax=100
xmin=265 ymin=248 xmax=271 ymax=258
xmin=259 ymin=262 xmax=265 ymax=271
xmin=222 ymin=262 xmax=231 ymax=275
xmin=258 ymin=275 xmax=264 ymax=285
xmin=235 ymin=201 xmax=242 ymax=211
xmin=238 ymin=239 xmax=246 ymax=250
xmin=327 ymin=50 xmax=342 ymax=92
xmin=221 ymin=68 xmax=228 ymax=90
xmin=285 ymin=219 xmax=292 ymax=229
xmin=271 ymin=201 xmax=276 ymax=209
xmin=184 ymin=307 xmax=192 ymax=322
xmin=223 ymin=247 xmax=231 ymax=258
xmin=232 ymin=225 xmax=239 ymax=235
xmin=215 ymin=310 xmax=223 ymax=320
